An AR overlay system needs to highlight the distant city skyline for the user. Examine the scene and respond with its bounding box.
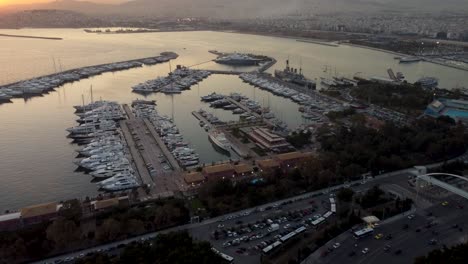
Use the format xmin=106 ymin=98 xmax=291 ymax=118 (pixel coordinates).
xmin=0 ymin=0 xmax=125 ymax=7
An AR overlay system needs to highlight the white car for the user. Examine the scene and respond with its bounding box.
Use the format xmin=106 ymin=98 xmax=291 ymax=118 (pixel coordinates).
xmin=362 ymin=248 xmax=369 ymax=254
xmin=333 ymin=242 xmax=341 ymax=249
xmin=407 ymin=214 xmax=415 ymax=220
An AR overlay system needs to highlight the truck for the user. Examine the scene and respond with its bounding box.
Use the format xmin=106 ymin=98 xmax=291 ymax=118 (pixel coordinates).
xmin=267 ymin=223 xmax=280 ymax=233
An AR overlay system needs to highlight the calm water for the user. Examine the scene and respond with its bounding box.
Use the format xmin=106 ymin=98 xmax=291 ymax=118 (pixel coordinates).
xmin=1 ymin=29 xmax=467 ymax=211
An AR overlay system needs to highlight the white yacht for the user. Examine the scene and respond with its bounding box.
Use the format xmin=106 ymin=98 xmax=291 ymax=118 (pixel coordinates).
xmin=208 ymin=130 xmax=231 ymax=152
xmin=97 ymin=172 xmax=135 ymax=186
xmin=101 ymin=178 xmax=140 ymax=191
xmin=91 ymin=167 xmax=134 ymax=178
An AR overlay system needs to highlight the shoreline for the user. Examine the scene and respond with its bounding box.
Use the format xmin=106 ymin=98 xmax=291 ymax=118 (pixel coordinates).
xmin=0 ymin=33 xmax=62 ymax=40
xmin=219 ymin=30 xmax=468 ymax=72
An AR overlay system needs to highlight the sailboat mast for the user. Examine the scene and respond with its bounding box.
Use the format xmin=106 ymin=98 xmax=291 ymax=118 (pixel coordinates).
xmin=52 ymin=56 xmax=57 ymax=73
xmin=299 ymin=57 xmax=302 ymax=75
xmin=90 ymin=85 xmax=94 ymax=103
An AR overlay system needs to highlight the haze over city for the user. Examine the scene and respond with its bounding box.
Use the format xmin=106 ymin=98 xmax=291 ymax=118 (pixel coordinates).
xmin=0 ymin=1 xmax=467 ymax=264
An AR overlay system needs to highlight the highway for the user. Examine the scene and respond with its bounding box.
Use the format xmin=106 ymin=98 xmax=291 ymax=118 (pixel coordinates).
xmin=306 ymin=199 xmax=468 ymax=264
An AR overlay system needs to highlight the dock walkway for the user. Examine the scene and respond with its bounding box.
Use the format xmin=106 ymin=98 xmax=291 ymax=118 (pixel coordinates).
xmin=191 ymin=111 xmax=215 ymax=128
xmin=120 ymin=120 xmax=153 ymax=186
xmin=224 ymin=97 xmax=274 ymax=128
xmin=122 ymin=104 xmax=134 ymax=120
xmin=143 ymin=119 xmax=181 ymax=171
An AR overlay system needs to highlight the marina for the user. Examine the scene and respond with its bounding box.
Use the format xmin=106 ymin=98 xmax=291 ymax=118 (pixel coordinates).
xmin=1 ymin=29 xmax=468 ymax=211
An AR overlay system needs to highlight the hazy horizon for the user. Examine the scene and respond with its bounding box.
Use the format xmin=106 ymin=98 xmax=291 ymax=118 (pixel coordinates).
xmin=1 ymin=0 xmax=468 ymax=18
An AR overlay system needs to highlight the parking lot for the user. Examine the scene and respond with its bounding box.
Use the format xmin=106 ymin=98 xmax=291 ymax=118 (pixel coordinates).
xmin=190 ymin=192 xmax=340 ymax=264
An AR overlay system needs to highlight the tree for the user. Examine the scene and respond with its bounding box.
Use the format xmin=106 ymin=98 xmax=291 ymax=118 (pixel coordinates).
xmin=337 ymin=188 xmax=355 ymax=203
xmin=46 ymin=217 xmax=81 ymax=249
xmin=96 ymin=218 xmax=121 ymax=242
xmin=59 ymin=199 xmax=82 ymax=223
xmin=414 ymin=242 xmax=468 ymax=264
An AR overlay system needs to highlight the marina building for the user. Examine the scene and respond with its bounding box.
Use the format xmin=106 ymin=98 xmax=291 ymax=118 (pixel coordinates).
xmin=202 ymin=163 xmax=236 ymax=180
xmin=20 ymin=202 xmax=59 ymax=226
xmin=257 ymin=159 xmax=281 ymax=173
xmin=184 ymin=172 xmax=206 ymax=185
xmin=276 ymin=151 xmax=314 ymax=169
xmin=233 ymin=163 xmax=255 ymax=177
xmin=92 ymin=196 xmax=129 ymax=211
xmin=0 ymin=202 xmax=76 ymax=231
xmin=425 ymin=98 xmax=468 ymax=123
xmin=246 ymin=127 xmax=292 ymax=152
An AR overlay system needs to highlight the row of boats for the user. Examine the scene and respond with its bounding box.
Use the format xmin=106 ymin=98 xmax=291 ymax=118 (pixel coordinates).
xmin=201 ymin=92 xmax=290 ymax=133
xmin=239 ymin=73 xmax=344 ymax=120
xmin=197 ymin=109 xmax=225 ymax=128
xmin=132 ymin=66 xmax=211 ymax=94
xmin=133 ymin=104 xmax=200 ymax=167
xmin=0 ymin=52 xmax=178 ymax=104
xmin=320 ymin=77 xmax=357 ymax=88
xmin=68 ymin=100 xmax=140 ymax=191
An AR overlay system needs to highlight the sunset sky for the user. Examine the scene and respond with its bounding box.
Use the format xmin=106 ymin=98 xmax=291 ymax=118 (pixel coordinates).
xmin=0 ymin=0 xmax=48 ymax=6
xmin=0 ymin=0 xmax=125 ymax=7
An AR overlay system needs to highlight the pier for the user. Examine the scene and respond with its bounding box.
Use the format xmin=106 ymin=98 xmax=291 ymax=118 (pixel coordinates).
xmin=143 ymin=119 xmax=181 ymax=171
xmin=120 ymin=120 xmax=153 ymax=186
xmin=219 ymin=127 xmax=256 ymax=159
xmin=191 ymin=110 xmax=215 ymax=127
xmin=121 ymin=104 xmax=184 ymax=197
xmin=224 ymin=97 xmax=275 ymax=128
xmin=0 ymin=52 xmax=178 ymax=90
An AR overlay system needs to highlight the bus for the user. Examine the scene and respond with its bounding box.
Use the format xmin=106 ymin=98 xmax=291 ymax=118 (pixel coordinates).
xmin=212 ymin=248 xmax=234 ymax=263
xmin=353 ymin=227 xmax=374 ymax=239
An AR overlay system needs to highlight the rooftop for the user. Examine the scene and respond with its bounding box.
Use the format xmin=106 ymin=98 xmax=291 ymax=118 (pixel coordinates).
xmin=234 ymin=163 xmax=254 ymax=174
xmin=184 ymin=172 xmax=206 ymax=184
xmin=202 ymin=163 xmax=235 ymax=175
xmin=276 ymin=151 xmax=314 ymax=161
xmin=21 ymin=202 xmax=58 ymax=218
xmin=94 ymin=198 xmax=119 ymax=210
xmin=257 ymin=159 xmax=280 ymax=169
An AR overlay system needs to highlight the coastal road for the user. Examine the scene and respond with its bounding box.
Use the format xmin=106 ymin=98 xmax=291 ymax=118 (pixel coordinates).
xmin=34 ymin=169 xmax=417 ymax=264
xmin=310 ymin=198 xmax=468 ymax=264
xmin=33 ymin=155 xmax=468 ymax=264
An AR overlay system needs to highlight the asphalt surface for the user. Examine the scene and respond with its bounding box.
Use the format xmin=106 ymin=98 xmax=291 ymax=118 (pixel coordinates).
xmin=33 ymin=163 xmax=468 ymax=264
xmin=303 ymin=194 xmax=468 ymax=264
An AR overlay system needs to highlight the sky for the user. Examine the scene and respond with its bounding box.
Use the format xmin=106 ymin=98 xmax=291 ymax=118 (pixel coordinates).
xmin=0 ymin=0 xmax=125 ymax=7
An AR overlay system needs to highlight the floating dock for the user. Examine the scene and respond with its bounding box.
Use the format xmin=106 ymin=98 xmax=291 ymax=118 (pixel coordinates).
xmin=191 ymin=110 xmax=215 ymax=128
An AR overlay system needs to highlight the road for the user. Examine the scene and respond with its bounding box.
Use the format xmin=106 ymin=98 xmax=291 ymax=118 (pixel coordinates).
xmin=307 ymin=199 xmax=468 ymax=264
xmin=33 ymin=155 xmax=468 ymax=264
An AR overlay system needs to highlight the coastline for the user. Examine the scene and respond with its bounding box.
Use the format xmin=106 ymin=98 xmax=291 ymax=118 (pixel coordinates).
xmin=0 ymin=33 xmax=62 ymax=40
xmin=217 ymin=30 xmax=468 ymax=72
